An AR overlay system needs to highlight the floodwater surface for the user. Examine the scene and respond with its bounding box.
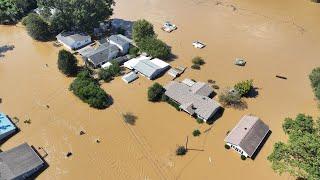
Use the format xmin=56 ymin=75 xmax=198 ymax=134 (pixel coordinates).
xmin=0 ymin=0 xmax=319 ymax=179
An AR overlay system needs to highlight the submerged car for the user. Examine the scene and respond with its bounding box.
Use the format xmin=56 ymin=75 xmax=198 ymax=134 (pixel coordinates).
xmin=162 ymin=21 xmax=177 ymax=32
xmin=192 ymin=41 xmax=206 ymax=49
xmin=234 ymin=58 xmax=246 ymax=66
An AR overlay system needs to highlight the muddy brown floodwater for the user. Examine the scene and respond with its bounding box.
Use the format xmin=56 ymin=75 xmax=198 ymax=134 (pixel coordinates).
xmin=0 ymin=0 xmax=320 ymax=179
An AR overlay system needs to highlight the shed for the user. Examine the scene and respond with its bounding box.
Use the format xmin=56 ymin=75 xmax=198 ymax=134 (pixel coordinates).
xmin=122 ymin=72 xmax=139 ymax=83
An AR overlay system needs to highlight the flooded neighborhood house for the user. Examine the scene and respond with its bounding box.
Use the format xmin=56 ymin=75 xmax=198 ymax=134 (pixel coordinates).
xmin=56 ymin=32 xmax=92 ymax=50
xmin=164 ymin=79 xmax=221 ymax=121
xmin=0 ymin=143 xmax=45 ymax=179
xmin=225 ymin=115 xmax=270 ymax=158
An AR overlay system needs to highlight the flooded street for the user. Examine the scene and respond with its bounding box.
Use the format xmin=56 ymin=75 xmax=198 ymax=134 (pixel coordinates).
xmin=1 ymin=0 xmax=320 ymax=179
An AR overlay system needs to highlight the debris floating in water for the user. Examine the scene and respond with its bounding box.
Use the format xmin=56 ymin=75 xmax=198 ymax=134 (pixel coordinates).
xmin=80 ymin=131 xmax=85 ymax=135
xmin=276 ymin=75 xmax=287 ymax=80
xmin=66 ymin=152 xmax=72 ymax=157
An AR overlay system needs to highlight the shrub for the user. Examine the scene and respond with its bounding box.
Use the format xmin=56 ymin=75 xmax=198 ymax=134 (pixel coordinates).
xmin=25 ymin=13 xmax=51 ymax=41
xmin=234 ymin=80 xmax=253 ymax=96
xmin=193 ymin=129 xmax=201 ymax=137
xmin=207 ymin=79 xmax=215 ymax=84
xmin=224 ymin=144 xmax=230 ymax=149
xmin=57 ymin=50 xmax=77 ymax=76
xmin=309 ymin=67 xmax=320 ymax=100
xmin=196 ymin=118 xmax=204 ymax=124
xmin=212 ymin=84 xmax=220 ymax=90
xmin=137 ymin=37 xmax=171 ymax=59
xmin=162 ymin=95 xmax=180 ymax=111
xmin=69 ymin=71 xmax=111 ymax=109
xmin=176 ymin=146 xmax=187 ymax=156
xmin=219 ymin=89 xmax=246 ymax=109
xmin=132 ymin=19 xmax=156 ymax=44
xmin=191 ymin=64 xmax=200 ymax=70
xmin=107 ymin=61 xmax=122 ymax=76
xmin=98 ymin=69 xmax=113 ymax=82
xmin=129 ymin=46 xmax=139 ymax=57
xmin=148 ymin=83 xmax=165 ymax=102
xmin=122 ymin=113 xmax=137 ymax=125
xmin=192 ymin=56 xmax=205 ymax=65
xmin=241 ymin=155 xmax=247 ymax=160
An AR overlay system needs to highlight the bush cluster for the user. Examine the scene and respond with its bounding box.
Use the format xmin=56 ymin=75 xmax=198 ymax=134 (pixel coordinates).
xmin=0 ymin=0 xmax=37 ymax=24
xmin=193 ymin=129 xmax=201 ymax=137
xmin=176 ymin=146 xmax=187 ymax=156
xmin=234 ymin=80 xmax=253 ymax=97
xmin=148 ymin=83 xmax=165 ymax=102
xmin=24 ymin=13 xmax=51 ymax=41
xmin=98 ymin=61 xmax=122 ymax=82
xmin=191 ymin=56 xmax=205 ymax=70
xmin=58 ymin=50 xmax=78 ymax=76
xmin=70 ymin=71 xmax=111 ymax=109
xmin=309 ymin=67 xmax=320 ymax=100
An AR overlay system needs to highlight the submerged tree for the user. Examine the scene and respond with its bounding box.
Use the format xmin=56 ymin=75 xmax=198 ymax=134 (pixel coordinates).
xmin=147 ymin=83 xmax=165 ymax=102
xmin=268 ymin=114 xmax=320 ymax=180
xmin=37 ymin=0 xmax=115 ymax=33
xmin=132 ymin=19 xmax=155 ymax=44
xmin=25 ymin=13 xmax=51 ymax=41
xmin=57 ymin=50 xmax=78 ymax=76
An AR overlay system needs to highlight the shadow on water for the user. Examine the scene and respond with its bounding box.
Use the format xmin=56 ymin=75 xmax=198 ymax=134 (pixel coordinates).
xmin=206 ymin=107 xmax=225 ymax=125
xmin=251 ymin=130 xmax=272 ymax=160
xmin=0 ymin=45 xmax=15 ymax=58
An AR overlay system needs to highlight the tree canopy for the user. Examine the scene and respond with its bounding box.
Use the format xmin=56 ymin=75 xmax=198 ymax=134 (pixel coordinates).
xmin=138 ymin=37 xmax=171 ymax=59
xmin=268 ymin=114 xmax=320 ymax=180
xmin=309 ymin=67 xmax=320 ymax=100
xmin=58 ymin=49 xmax=78 ymax=76
xmin=234 ymin=80 xmax=253 ymax=97
xmin=147 ymin=83 xmax=165 ymax=102
xmin=37 ymin=0 xmax=115 ymax=33
xmin=25 ymin=13 xmax=51 ymax=41
xmin=132 ymin=19 xmax=155 ymax=44
xmin=69 ymin=71 xmax=112 ymax=109
xmin=0 ymin=0 xmax=37 ymax=24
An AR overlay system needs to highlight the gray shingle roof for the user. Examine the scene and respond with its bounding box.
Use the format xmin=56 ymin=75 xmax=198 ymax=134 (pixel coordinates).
xmin=164 ymin=81 xmax=220 ymax=120
xmin=87 ymin=45 xmax=119 ymax=66
xmin=56 ymin=32 xmax=90 ymax=48
xmin=224 ymin=115 xmax=270 ymax=157
xmin=0 ymin=143 xmax=44 ymax=179
xmin=109 ymin=34 xmax=131 ymax=47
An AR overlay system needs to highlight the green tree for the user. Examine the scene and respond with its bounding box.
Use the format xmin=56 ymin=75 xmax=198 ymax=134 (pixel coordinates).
xmin=132 ymin=19 xmax=155 ymax=44
xmin=138 ymin=37 xmax=171 ymax=59
xmin=38 ymin=0 xmax=114 ymax=33
xmin=57 ymin=50 xmax=77 ymax=76
xmin=98 ymin=61 xmax=121 ymax=82
xmin=69 ymin=71 xmax=112 ymax=109
xmin=148 ymin=83 xmax=165 ymax=102
xmin=234 ymin=80 xmax=253 ymax=97
xmin=0 ymin=0 xmax=20 ymax=24
xmin=268 ymin=114 xmax=320 ymax=180
xmin=309 ymin=67 xmax=320 ymax=100
xmin=98 ymin=69 xmax=113 ymax=82
xmin=25 ymin=13 xmax=51 ymax=41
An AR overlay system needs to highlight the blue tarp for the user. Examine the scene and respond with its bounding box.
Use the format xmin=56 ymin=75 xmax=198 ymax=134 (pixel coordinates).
xmin=0 ymin=113 xmax=16 ymax=135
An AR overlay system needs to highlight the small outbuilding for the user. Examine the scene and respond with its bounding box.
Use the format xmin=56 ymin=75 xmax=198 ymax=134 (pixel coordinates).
xmin=224 ymin=115 xmax=270 ymax=158
xmin=122 ymin=72 xmax=139 ymax=83
xmin=0 ymin=143 xmax=45 ymax=179
xmin=0 ymin=112 xmax=17 ymax=142
xmin=56 ymin=32 xmax=91 ymax=50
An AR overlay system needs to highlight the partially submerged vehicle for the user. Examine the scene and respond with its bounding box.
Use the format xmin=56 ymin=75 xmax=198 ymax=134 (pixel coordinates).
xmin=234 ymin=58 xmax=246 ymax=66
xmin=192 ymin=41 xmax=206 ymax=49
xmin=162 ymin=21 xmax=177 ymax=33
